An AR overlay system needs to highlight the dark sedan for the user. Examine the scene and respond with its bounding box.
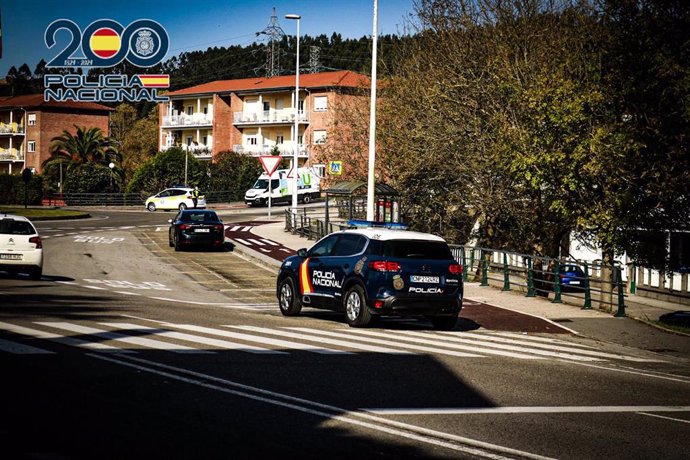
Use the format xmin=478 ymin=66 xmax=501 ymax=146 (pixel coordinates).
xmin=168 ymin=210 xmax=225 ymax=251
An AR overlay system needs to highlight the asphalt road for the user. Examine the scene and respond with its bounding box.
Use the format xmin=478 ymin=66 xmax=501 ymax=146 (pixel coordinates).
xmin=1 ymin=208 xmax=689 ymax=459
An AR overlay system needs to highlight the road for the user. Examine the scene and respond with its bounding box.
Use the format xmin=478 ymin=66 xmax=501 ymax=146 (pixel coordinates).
xmin=1 ymin=208 xmax=689 ymax=459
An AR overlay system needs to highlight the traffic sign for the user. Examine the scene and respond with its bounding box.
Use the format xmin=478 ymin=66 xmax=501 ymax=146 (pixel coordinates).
xmin=328 ymin=161 xmax=342 ymax=175
xmin=259 ymin=156 xmax=282 ymax=176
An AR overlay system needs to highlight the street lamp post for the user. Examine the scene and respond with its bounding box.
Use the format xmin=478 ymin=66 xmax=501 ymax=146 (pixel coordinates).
xmin=366 ymin=0 xmax=378 ymax=222
xmin=285 ymin=13 xmax=301 ymax=218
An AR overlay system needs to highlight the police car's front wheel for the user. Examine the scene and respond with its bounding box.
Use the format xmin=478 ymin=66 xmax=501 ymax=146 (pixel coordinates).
xmin=278 ymin=278 xmax=302 ymax=316
xmin=344 ymin=285 xmax=371 ymax=327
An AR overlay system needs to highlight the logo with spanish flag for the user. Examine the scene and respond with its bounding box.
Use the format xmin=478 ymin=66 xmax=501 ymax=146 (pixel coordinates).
xmin=299 ymin=259 xmax=313 ymax=295
xmin=89 ymin=27 xmax=121 ymax=59
xmin=136 ymin=74 xmax=170 ymax=88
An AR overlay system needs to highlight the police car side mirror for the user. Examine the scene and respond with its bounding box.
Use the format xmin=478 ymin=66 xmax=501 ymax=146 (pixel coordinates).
xmin=297 ymin=248 xmax=308 ymax=257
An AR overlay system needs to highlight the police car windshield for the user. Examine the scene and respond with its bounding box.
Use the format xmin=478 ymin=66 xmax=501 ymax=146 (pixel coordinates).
xmin=380 ymin=240 xmax=452 ymax=260
xmin=253 ymin=179 xmax=280 ymax=190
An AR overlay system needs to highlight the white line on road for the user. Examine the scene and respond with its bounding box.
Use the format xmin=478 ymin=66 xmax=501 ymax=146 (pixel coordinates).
xmin=37 ymin=322 xmax=211 ymax=354
xmin=0 ymin=337 xmax=54 ymax=354
xmin=102 ymin=322 xmax=286 ymax=355
xmin=233 ymin=238 xmax=253 ymax=246
xmin=247 ymin=239 xmax=266 ymax=246
xmin=0 ymin=321 xmax=132 ymax=353
xmin=637 ymin=412 xmax=690 ymax=425
xmin=362 ymin=406 xmax=690 ymax=415
xmin=260 ymin=239 xmax=279 ymax=246
xmin=88 ymin=353 xmax=553 ymax=460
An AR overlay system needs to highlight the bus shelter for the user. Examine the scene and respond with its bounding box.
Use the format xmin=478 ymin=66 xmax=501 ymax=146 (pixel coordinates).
xmin=323 ymin=181 xmax=401 ymax=230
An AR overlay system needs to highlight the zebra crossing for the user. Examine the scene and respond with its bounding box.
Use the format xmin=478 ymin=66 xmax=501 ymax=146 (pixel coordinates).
xmin=0 ymin=318 xmax=663 ymax=363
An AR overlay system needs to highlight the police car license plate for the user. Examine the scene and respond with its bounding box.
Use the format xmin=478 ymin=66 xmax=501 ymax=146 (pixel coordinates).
xmin=569 ymin=280 xmax=581 ymax=285
xmin=0 ymin=253 xmax=22 ymax=260
xmin=411 ymin=275 xmax=439 ymax=284
xmin=194 ymin=228 xmax=210 ymax=233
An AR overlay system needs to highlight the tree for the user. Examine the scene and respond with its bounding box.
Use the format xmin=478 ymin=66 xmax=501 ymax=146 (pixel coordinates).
xmin=126 ymin=147 xmax=205 ymax=195
xmin=43 ymin=126 xmax=123 ymax=192
xmin=110 ymin=104 xmax=159 ymax=183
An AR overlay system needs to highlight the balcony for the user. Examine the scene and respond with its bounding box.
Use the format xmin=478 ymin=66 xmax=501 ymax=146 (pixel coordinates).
xmin=233 ymin=109 xmax=309 ymax=125
xmin=162 ymin=113 xmax=213 ymax=128
xmin=0 ymin=123 xmax=25 ymax=135
xmin=0 ymin=148 xmax=25 ymax=161
xmin=162 ymin=143 xmax=213 ymax=159
xmin=233 ymin=144 xmax=309 ymax=158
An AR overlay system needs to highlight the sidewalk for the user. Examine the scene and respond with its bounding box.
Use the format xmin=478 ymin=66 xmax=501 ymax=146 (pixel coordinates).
xmin=240 ymin=219 xmax=690 ymax=356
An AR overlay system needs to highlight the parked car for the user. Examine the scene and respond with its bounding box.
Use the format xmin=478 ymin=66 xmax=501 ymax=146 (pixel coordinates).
xmin=168 ymin=210 xmax=225 ymax=251
xmin=276 ymin=227 xmax=463 ymax=329
xmin=0 ymin=214 xmax=43 ymax=280
xmin=146 ymin=187 xmax=205 ymax=212
xmin=559 ymin=264 xmax=586 ymax=291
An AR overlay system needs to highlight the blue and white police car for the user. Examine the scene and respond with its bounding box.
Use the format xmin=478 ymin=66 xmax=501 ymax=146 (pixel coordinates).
xmin=276 ymin=226 xmax=463 ymax=329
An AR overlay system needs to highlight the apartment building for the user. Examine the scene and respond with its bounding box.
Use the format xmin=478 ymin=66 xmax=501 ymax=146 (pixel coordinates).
xmin=159 ymin=70 xmax=369 ymax=166
xmin=0 ymin=94 xmax=112 ymax=174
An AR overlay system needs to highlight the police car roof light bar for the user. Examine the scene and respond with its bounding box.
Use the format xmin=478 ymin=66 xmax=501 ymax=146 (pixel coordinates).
xmin=347 ymin=220 xmax=408 ymax=230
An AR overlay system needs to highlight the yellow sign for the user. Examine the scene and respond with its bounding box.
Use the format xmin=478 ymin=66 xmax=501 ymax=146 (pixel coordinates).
xmin=328 ymin=161 xmax=342 ymax=175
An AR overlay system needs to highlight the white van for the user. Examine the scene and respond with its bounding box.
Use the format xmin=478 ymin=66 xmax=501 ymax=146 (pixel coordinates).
xmin=245 ymin=168 xmax=321 ymax=206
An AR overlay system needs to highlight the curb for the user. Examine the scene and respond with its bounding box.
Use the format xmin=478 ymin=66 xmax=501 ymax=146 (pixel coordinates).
xmin=630 ymin=316 xmax=690 ymax=338
xmin=227 ymin=237 xmax=281 ymax=271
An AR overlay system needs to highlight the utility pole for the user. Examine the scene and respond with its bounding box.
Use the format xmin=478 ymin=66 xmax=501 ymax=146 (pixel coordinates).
xmin=256 ymin=7 xmax=286 ymax=78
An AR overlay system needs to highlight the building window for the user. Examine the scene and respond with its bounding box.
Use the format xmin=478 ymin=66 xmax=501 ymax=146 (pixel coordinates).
xmin=28 ymin=141 xmax=36 ymax=152
xmin=187 ymin=107 xmax=193 ymax=115
xmin=202 ymin=136 xmax=207 ymax=146
xmin=28 ymin=114 xmax=36 ymax=126
xmin=276 ymin=134 xmax=284 ymax=144
xmin=186 ymin=136 xmax=193 ymax=146
xmin=298 ymin=100 xmax=305 ymax=112
xmin=263 ymin=101 xmax=270 ymax=112
xmin=314 ymin=96 xmax=328 ymax=112
xmin=298 ymin=135 xmax=303 ymax=145
xmin=313 ymin=130 xmax=327 ymax=145
xmin=203 ymin=107 xmax=208 ymax=115
xmin=247 ymin=136 xmax=258 ymax=146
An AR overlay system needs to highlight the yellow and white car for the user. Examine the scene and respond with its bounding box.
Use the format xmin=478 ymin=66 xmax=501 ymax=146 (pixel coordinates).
xmin=145 ymin=187 xmax=206 ymax=212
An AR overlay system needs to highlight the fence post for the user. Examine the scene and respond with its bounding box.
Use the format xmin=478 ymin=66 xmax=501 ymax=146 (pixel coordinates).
xmin=629 ymin=263 xmax=637 ymax=294
xmin=552 ymin=261 xmax=562 ymax=303
xmin=502 ymin=252 xmax=511 ymax=291
xmin=526 ymin=256 xmax=536 ymax=297
xmin=480 ymin=250 xmax=489 ymax=286
xmin=461 ymin=247 xmax=469 ymax=282
xmin=582 ymin=261 xmax=592 ymax=310
xmin=614 ymin=266 xmax=627 ymax=317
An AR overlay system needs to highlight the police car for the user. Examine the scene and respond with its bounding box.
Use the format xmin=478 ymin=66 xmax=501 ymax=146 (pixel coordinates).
xmin=276 ymin=226 xmax=463 ymax=329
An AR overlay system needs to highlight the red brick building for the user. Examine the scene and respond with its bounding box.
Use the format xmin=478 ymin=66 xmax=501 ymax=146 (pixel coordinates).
xmin=0 ymin=94 xmax=112 ymax=174
xmin=159 ymin=70 xmax=369 ymax=170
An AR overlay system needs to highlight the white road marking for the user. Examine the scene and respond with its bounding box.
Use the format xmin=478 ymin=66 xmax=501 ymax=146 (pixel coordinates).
xmin=232 ymin=326 xmax=416 ymax=355
xmin=362 ymin=406 xmax=690 ymax=415
xmin=0 ymin=337 xmax=54 ymax=354
xmin=234 ymin=238 xmax=253 ymax=246
xmin=37 ymin=322 xmax=211 ymax=354
xmin=88 ymin=353 xmax=552 ymax=460
xmin=0 ymin=322 xmax=132 ymax=353
xmin=241 ymin=226 xmax=253 ymax=231
xmin=247 ymin=239 xmax=266 ymax=246
xmin=286 ymin=327 xmax=484 ymax=358
xmin=229 ymin=226 xmax=241 ymax=232
xmin=489 ymin=331 xmax=596 ymax=348
xmin=259 ymin=248 xmax=270 ymax=253
xmin=637 ymin=412 xmax=690 ymax=424
xmin=158 ymin=323 xmax=353 ymax=355
xmin=417 ymin=330 xmax=660 ymax=362
xmin=260 ymin=239 xmax=279 ymax=246
xmin=560 ymin=360 xmax=690 ymax=384
xmin=102 ymin=322 xmax=286 ymax=355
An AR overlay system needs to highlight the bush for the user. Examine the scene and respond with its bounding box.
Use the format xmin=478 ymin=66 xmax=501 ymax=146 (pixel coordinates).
xmin=0 ymin=173 xmax=44 ymax=205
xmin=127 ymin=147 xmax=206 ymax=195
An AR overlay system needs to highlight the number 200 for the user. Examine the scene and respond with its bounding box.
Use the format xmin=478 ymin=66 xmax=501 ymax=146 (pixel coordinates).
xmin=44 ymin=18 xmax=169 ymax=68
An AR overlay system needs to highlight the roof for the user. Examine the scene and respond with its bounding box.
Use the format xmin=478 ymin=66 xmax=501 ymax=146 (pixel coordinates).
xmin=325 ymin=181 xmax=399 ymax=196
xmin=336 ymin=227 xmax=447 ymax=243
xmin=0 ymin=94 xmax=113 ymax=112
xmin=167 ymin=70 xmax=369 ymax=97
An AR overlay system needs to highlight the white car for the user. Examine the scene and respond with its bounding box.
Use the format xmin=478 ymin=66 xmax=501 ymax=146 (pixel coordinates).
xmin=0 ymin=214 xmax=43 ymax=280
xmin=145 ymin=187 xmax=206 ymax=212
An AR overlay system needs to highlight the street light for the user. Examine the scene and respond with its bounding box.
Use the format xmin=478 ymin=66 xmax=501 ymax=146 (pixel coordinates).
xmin=366 ymin=0 xmax=378 ymax=222
xmin=285 ymin=13 xmax=300 ymax=217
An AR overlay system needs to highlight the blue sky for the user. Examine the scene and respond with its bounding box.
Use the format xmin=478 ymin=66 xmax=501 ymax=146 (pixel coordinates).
xmin=0 ymin=0 xmax=417 ymax=76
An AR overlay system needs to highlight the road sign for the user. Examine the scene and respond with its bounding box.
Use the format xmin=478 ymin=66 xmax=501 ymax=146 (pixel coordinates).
xmin=259 ymin=156 xmax=282 ymax=176
xmin=328 ymin=161 xmax=342 ymax=175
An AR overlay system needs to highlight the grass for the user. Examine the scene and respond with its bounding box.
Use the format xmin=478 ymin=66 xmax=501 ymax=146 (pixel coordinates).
xmin=651 ymin=321 xmax=690 ymax=336
xmin=0 ymin=206 xmax=89 ymax=220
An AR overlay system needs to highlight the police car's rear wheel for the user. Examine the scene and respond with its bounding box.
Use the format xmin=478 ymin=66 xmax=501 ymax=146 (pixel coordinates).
xmin=147 ymin=203 xmax=156 ymax=212
xmin=179 ymin=203 xmax=187 ymax=211
xmin=278 ymin=278 xmax=301 ymax=316
xmin=345 ymin=285 xmax=371 ymax=327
